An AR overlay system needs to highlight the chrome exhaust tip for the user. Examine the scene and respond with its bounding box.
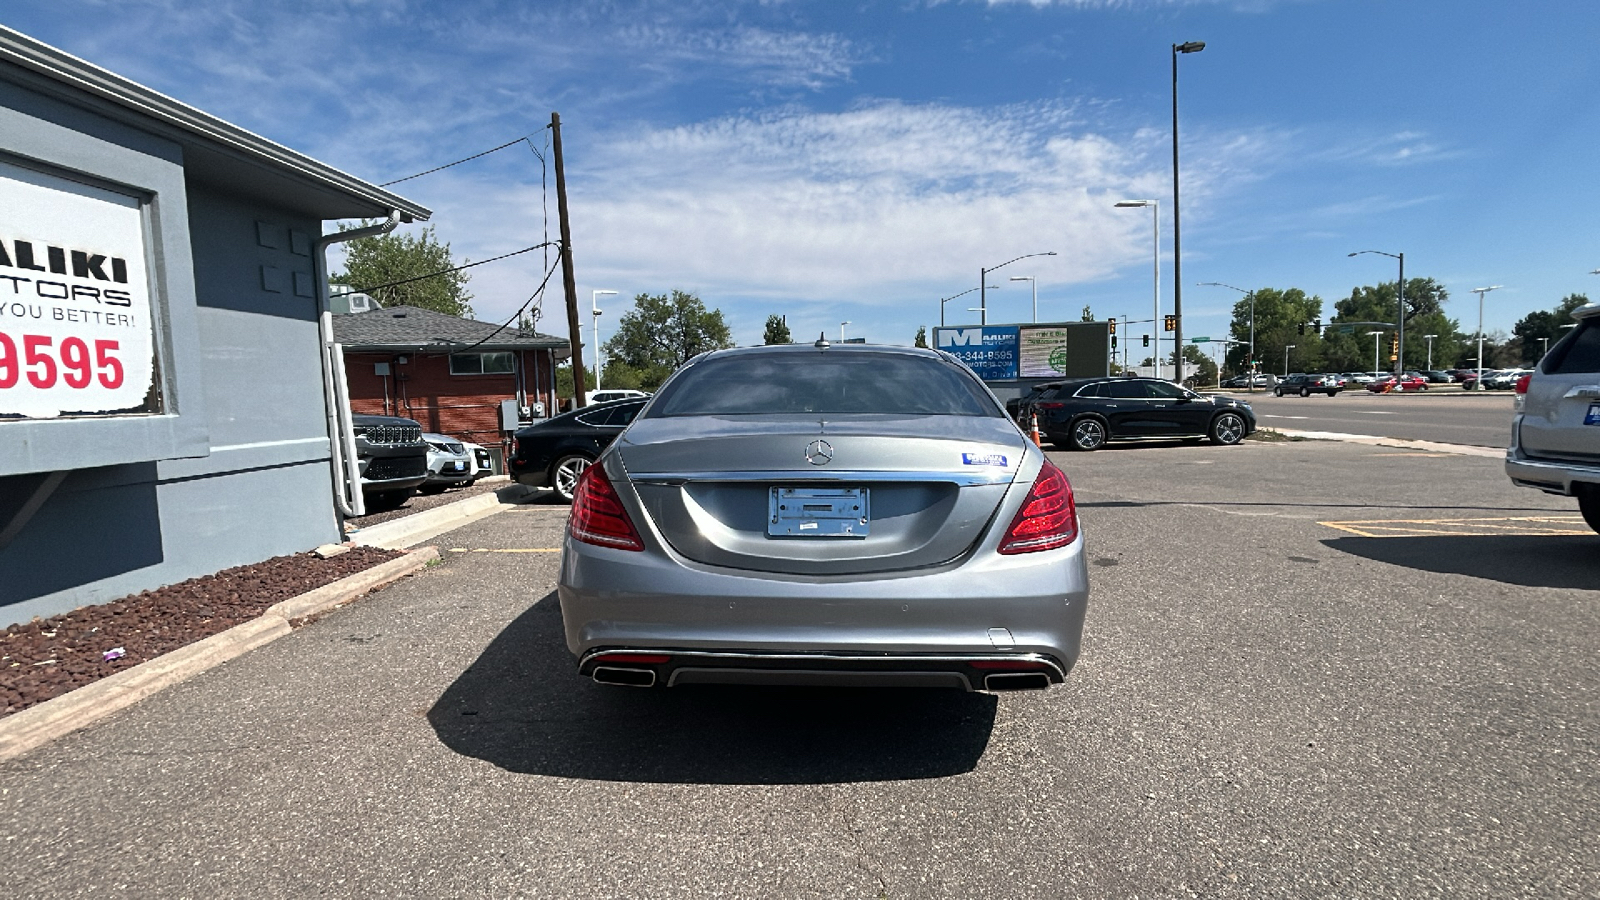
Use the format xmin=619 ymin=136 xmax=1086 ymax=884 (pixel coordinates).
xmin=592 ymin=666 xmax=657 ymax=688
xmin=983 ymin=672 xmax=1051 ymax=691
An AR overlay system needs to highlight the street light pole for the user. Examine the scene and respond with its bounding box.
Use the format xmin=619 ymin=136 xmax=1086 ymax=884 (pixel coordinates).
xmin=1424 ymin=333 xmax=1438 ymax=371
xmin=980 ymin=252 xmax=1056 ymax=326
xmin=1472 ymin=285 xmax=1502 ymax=389
xmin=1368 ymin=331 xmax=1384 ymax=374
xmin=1172 ymin=40 xmax=1205 ymax=385
xmin=1009 ymin=275 xmax=1038 ymax=322
xmin=1197 ymin=281 xmax=1254 ymax=390
xmin=591 ymin=289 xmax=617 ymax=393
xmin=840 ymin=320 xmax=851 ymax=342
xmin=940 ymin=285 xmax=997 ymax=327
xmin=1116 ymin=200 xmax=1161 ymax=379
xmin=1348 ymin=250 xmax=1405 ymax=374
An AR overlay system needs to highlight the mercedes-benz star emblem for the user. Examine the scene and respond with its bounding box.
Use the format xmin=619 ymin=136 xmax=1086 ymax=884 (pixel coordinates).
xmin=804 ymin=439 xmax=834 ymax=466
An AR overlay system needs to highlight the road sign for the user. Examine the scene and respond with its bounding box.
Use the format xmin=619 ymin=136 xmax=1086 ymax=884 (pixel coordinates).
xmin=1190 ymin=336 xmax=1209 ymax=343
xmin=1339 ymin=324 xmax=1355 ymax=334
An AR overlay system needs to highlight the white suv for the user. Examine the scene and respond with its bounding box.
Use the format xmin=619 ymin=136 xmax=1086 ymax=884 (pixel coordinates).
xmin=588 ymin=389 xmax=650 ymax=406
xmin=1505 ymin=302 xmax=1600 ymax=533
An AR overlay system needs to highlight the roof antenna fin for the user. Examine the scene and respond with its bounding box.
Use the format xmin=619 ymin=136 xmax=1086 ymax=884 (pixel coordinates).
xmin=815 ymin=332 xmax=830 ymax=349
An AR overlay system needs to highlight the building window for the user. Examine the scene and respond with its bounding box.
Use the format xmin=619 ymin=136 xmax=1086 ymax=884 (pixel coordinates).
xmin=449 ymin=352 xmax=513 ymax=375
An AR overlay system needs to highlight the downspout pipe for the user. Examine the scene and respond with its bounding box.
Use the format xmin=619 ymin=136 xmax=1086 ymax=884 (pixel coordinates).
xmin=314 ymin=210 xmax=405 ymax=519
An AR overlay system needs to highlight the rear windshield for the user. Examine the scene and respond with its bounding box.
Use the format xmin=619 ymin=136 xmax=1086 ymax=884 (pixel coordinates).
xmin=1543 ymin=318 xmax=1600 ymax=375
xmin=647 ymin=353 xmax=1001 ymax=417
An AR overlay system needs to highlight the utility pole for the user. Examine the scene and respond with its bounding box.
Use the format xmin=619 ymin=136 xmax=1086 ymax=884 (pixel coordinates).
xmin=551 ymin=111 xmax=586 ymax=408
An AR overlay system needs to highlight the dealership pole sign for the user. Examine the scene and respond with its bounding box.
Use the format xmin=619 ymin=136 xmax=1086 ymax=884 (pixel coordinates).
xmin=935 ymin=322 xmax=1111 ymax=380
xmin=0 ymin=160 xmax=158 ymax=420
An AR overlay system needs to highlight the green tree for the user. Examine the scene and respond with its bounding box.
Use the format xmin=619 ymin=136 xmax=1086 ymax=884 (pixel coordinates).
xmin=604 ymin=290 xmax=734 ymax=388
xmin=333 ymin=222 xmax=473 ymax=317
xmin=763 ymin=314 xmax=793 ymax=345
xmin=913 ymin=326 xmax=928 ymax=348
xmin=1170 ymin=343 xmax=1217 ymax=386
xmin=1513 ymin=294 xmax=1588 ymax=365
xmin=1320 ymin=278 xmax=1460 ymax=372
xmin=1080 ymin=305 xmax=1095 ymax=322
xmin=1225 ymin=287 xmax=1326 ymax=374
xmin=553 ymin=363 xmax=595 ymax=402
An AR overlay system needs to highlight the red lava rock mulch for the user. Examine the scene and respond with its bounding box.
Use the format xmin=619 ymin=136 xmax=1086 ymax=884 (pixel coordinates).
xmin=2 ymin=545 xmax=403 ymax=719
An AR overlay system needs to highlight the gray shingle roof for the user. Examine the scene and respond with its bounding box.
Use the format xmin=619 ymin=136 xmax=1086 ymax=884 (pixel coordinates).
xmin=333 ymin=305 xmax=568 ymax=353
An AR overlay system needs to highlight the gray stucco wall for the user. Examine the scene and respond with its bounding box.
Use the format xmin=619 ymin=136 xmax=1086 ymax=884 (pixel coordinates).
xmin=0 ymin=74 xmax=343 ymax=625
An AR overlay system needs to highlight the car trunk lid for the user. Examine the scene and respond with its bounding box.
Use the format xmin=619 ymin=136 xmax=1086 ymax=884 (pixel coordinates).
xmin=617 ymin=415 xmax=1027 ymax=575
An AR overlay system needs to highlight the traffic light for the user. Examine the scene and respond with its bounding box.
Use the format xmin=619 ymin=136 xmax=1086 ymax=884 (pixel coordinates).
xmin=1298 ymin=322 xmax=1306 ymax=335
xmin=1313 ymin=319 xmax=1322 ymax=332
xmin=1107 ymin=319 xmax=1117 ymax=335
xmin=1390 ymin=334 xmax=1399 ymax=362
xmin=1142 ymin=334 xmax=1150 ymax=348
xmin=1163 ymin=315 xmax=1176 ymax=332
xmin=1111 ymin=335 xmax=1118 ymax=349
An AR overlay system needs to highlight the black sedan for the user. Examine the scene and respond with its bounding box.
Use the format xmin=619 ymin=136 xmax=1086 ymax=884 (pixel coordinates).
xmin=509 ymin=398 xmax=648 ymax=501
xmin=1034 ymin=377 xmax=1255 ymax=451
xmin=1273 ymin=373 xmax=1342 ymax=397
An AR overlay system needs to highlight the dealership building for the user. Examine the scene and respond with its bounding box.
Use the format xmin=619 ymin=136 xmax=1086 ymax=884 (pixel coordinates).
xmin=0 ymin=27 xmax=432 ymax=624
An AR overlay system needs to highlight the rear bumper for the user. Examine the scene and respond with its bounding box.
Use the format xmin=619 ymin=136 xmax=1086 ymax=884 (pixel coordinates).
xmin=580 ymin=649 xmax=1068 ymax=691
xmin=557 ymin=533 xmax=1089 ymax=687
xmin=1507 ymin=422 xmax=1600 ymax=496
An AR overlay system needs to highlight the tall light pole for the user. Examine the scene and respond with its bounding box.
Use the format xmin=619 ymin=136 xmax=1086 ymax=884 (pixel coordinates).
xmin=980 ymin=252 xmax=1055 ymax=325
xmin=1284 ymin=344 xmax=1295 ymax=376
xmin=1367 ymin=331 xmax=1384 ymax=374
xmin=840 ymin=320 xmax=851 ymax=342
xmin=1116 ymin=199 xmax=1161 ymax=378
xmin=1197 ymin=281 xmax=1254 ymax=390
xmin=1009 ymin=275 xmax=1038 ymax=323
xmin=1472 ymin=285 xmax=1502 ymax=389
xmin=1172 ymin=40 xmax=1205 ymax=385
xmin=940 ymin=285 xmax=999 ymax=326
xmin=591 ymin=289 xmax=617 ymax=393
xmin=1424 ymin=333 xmax=1439 ymax=371
xmin=1349 ymin=250 xmax=1405 ymax=374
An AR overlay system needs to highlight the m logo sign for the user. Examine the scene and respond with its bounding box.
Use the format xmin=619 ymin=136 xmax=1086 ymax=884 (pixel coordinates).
xmin=938 ymin=329 xmax=982 ymax=348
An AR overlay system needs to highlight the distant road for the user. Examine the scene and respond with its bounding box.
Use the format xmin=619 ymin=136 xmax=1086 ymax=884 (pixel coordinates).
xmin=1223 ymin=389 xmax=1516 ymax=448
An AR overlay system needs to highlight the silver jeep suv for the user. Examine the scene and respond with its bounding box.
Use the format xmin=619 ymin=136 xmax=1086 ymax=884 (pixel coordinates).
xmin=1505 ymin=301 xmax=1600 ymax=534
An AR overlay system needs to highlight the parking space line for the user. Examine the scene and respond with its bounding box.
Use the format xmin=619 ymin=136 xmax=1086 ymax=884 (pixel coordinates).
xmin=1319 ymin=516 xmax=1590 ymax=538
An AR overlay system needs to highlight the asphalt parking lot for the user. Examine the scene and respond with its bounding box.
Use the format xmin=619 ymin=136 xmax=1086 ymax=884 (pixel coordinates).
xmin=2 ymin=438 xmax=1596 ymax=898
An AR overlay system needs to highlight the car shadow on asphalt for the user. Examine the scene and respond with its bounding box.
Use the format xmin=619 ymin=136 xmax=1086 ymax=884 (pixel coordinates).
xmin=1322 ymin=534 xmax=1600 ymax=590
xmin=426 ymin=593 xmax=999 ymax=784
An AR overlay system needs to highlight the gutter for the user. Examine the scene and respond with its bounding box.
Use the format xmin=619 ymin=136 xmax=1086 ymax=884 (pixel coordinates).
xmin=314 ymin=211 xmax=406 ymax=518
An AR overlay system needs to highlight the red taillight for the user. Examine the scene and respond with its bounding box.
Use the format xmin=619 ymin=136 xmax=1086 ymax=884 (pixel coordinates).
xmin=998 ymin=459 xmax=1078 ymax=554
xmin=569 ymin=463 xmax=644 ymax=551
xmin=1514 ymin=374 xmax=1532 ymax=394
xmin=1036 ymin=401 xmax=1065 ymax=410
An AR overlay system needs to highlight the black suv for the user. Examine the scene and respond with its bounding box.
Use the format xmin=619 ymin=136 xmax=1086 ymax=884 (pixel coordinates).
xmin=1034 ymin=377 xmax=1255 ymax=451
xmin=1274 ymin=373 xmax=1342 ymax=397
xmin=353 ymin=414 xmax=429 ymax=511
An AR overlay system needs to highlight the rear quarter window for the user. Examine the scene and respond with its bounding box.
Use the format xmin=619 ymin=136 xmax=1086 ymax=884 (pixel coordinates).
xmin=1543 ymin=320 xmax=1600 ymax=375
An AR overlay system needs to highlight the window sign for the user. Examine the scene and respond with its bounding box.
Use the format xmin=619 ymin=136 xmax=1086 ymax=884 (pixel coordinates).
xmin=0 ymin=160 xmax=158 ymax=420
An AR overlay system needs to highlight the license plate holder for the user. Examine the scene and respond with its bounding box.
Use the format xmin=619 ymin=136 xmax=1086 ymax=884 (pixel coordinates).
xmin=768 ymin=486 xmax=869 ymax=538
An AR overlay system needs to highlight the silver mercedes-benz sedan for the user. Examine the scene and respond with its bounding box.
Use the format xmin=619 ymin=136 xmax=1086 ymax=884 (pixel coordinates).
xmin=557 ymin=339 xmax=1090 ymax=691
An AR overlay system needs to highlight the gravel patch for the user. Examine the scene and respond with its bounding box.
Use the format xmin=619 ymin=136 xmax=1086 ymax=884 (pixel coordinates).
xmin=1 ymin=545 xmax=403 ymax=718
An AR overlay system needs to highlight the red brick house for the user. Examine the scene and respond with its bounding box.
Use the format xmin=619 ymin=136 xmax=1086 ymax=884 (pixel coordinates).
xmin=333 ymin=305 xmax=569 ymax=460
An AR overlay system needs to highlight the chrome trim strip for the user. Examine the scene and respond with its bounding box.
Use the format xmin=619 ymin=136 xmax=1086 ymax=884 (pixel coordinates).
xmin=629 ymin=469 xmax=1014 ymax=487
xmin=579 ymin=648 xmax=1066 ymax=680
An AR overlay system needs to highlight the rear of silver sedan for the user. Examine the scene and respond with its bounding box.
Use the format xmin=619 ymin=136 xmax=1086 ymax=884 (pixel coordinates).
xmin=556 ymin=343 xmax=1090 ymax=692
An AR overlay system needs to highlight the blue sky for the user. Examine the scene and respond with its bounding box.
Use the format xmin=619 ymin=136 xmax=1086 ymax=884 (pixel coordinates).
xmin=8 ymin=0 xmax=1600 ymax=361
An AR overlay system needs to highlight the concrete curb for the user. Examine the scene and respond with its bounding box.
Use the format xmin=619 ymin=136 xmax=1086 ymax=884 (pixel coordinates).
xmin=0 ymin=546 xmax=439 ymax=764
xmin=1272 ymin=428 xmax=1505 ymax=459
xmin=349 ymin=483 xmax=535 ymax=550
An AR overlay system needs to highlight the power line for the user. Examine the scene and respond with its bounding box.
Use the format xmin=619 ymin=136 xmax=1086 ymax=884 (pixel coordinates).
xmin=379 ymin=133 xmax=541 ymax=187
xmin=330 ymin=241 xmax=560 ymax=297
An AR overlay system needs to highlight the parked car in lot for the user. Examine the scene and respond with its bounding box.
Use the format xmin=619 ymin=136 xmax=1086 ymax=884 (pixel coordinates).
xmin=1366 ymin=374 xmax=1429 ymax=393
xmin=1423 ymin=370 xmax=1454 ymax=384
xmin=587 ymin=389 xmax=650 ymax=406
xmin=510 ymin=398 xmax=648 ymax=502
xmin=1274 ymin=373 xmax=1342 ymax=397
xmin=1486 ymin=368 xmax=1533 ymax=390
xmin=1221 ymin=373 xmax=1272 ymax=389
xmin=352 ymin=414 xmax=429 ymax=511
xmin=1006 ymin=381 xmax=1062 ymax=424
xmin=420 ymin=432 xmax=475 ymax=494
xmin=460 ymin=440 xmax=495 ymax=480
xmin=1505 ymin=301 xmax=1600 ymax=534
xmin=1343 ymin=372 xmax=1377 ymax=385
xmin=1033 ymin=376 xmax=1255 ymax=450
xmin=557 ymin=340 xmax=1087 ymax=691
